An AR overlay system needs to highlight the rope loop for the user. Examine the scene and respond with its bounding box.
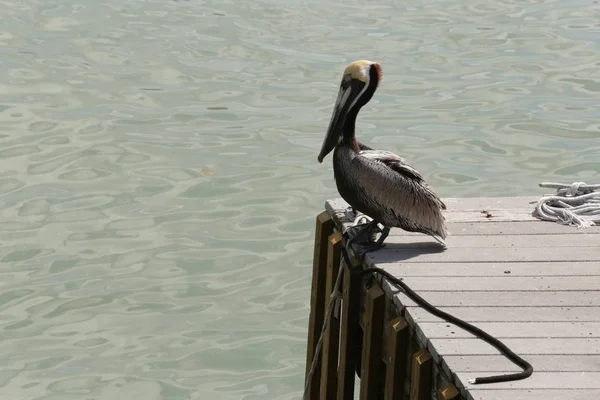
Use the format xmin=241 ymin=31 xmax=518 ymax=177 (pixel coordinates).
xmin=534 ymin=182 xmax=600 ymax=228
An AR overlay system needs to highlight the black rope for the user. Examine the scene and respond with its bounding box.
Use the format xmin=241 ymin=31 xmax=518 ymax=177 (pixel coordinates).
xmin=340 ymin=231 xmax=533 ymax=385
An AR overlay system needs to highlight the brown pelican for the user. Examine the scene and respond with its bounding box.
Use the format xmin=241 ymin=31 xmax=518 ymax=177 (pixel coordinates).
xmin=318 ymin=60 xmax=447 ymax=250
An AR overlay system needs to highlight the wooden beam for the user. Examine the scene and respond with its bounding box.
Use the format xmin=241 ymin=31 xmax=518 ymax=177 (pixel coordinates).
xmin=359 ymin=284 xmax=385 ymax=400
xmin=320 ymin=232 xmax=343 ymax=400
xmin=305 ymin=211 xmax=334 ymax=399
xmin=385 ymin=317 xmax=409 ymax=400
xmin=337 ymin=258 xmax=362 ymax=400
xmin=409 ymin=350 xmax=433 ymax=400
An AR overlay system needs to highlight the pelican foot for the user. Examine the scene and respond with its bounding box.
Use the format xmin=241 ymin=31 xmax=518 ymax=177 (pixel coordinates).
xmin=346 ymin=224 xmax=390 ymax=258
xmin=345 ymin=220 xmax=380 ymax=245
xmin=376 ymin=226 xmax=391 ymax=246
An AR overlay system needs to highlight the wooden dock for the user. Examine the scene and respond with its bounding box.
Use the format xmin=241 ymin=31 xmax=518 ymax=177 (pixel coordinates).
xmin=305 ymin=196 xmax=600 ymax=400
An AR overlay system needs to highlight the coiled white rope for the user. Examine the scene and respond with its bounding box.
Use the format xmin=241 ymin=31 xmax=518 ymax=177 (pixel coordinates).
xmin=534 ymin=182 xmax=600 ymax=228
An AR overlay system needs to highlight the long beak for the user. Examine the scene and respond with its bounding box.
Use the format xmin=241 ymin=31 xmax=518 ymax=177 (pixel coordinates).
xmin=317 ymin=85 xmax=354 ymax=163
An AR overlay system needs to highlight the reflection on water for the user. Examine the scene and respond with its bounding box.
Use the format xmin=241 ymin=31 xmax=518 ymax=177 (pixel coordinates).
xmin=0 ymin=0 xmax=599 ymax=398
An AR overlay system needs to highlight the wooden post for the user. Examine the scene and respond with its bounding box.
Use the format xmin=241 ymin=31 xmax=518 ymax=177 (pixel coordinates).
xmin=320 ymin=232 xmax=343 ymax=400
xmin=385 ymin=317 xmax=409 ymax=400
xmin=409 ymin=350 xmax=433 ymax=400
xmin=439 ymin=383 xmax=460 ymax=400
xmin=305 ymin=211 xmax=334 ymax=399
xmin=359 ymin=284 xmax=385 ymax=400
xmin=337 ymin=258 xmax=362 ymax=400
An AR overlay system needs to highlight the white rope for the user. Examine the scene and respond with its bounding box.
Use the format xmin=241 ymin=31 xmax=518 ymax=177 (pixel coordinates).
xmin=344 ymin=207 xmax=373 ymax=226
xmin=303 ymin=262 xmax=344 ymax=400
xmin=344 ymin=208 xmax=386 ymax=245
xmin=534 ymin=182 xmax=600 ymax=228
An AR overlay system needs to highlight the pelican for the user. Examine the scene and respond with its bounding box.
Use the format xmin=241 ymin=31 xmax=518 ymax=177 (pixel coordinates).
xmin=317 ymin=60 xmax=447 ymax=250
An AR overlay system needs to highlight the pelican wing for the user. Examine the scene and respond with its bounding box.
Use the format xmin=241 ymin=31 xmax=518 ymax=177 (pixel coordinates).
xmin=359 ymin=150 xmax=424 ymax=182
xmin=354 ymin=150 xmax=447 ymax=234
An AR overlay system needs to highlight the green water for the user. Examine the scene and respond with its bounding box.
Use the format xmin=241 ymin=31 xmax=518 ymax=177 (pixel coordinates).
xmin=1 ymin=0 xmax=599 ymax=398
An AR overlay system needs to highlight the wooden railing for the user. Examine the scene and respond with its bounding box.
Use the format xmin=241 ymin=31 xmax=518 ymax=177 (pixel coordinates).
xmin=304 ymin=211 xmax=462 ymax=400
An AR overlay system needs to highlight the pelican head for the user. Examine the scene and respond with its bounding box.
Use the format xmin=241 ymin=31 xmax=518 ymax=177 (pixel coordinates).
xmin=317 ymin=60 xmax=382 ymax=163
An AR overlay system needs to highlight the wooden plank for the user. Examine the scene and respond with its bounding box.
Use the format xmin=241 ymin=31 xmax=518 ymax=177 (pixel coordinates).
xmin=408 ymin=306 xmax=600 ymax=323
xmin=337 ymin=261 xmax=362 ymax=400
xmin=326 ymin=196 xmax=540 ymax=219
xmin=441 ymin=196 xmax=540 ymax=210
xmin=444 ymin=354 xmax=600 ymax=373
xmin=320 ymin=232 xmax=343 ymax=400
xmin=444 ymin=209 xmax=538 ymax=223
xmin=367 ymin=261 xmax=600 ymax=277
xmin=325 ymin=198 xmax=599 ymax=236
xmin=359 ymin=284 xmax=385 ymax=400
xmin=409 ymin=350 xmax=433 ymax=400
xmin=401 ymin=221 xmax=599 ymax=236
xmin=385 ymin=317 xmax=409 ymax=400
xmin=429 ymin=338 xmax=600 ymax=356
xmin=384 ymin=276 xmax=600 ymax=292
xmin=305 ymin=211 xmax=334 ymax=399
xmin=439 ymin=383 xmax=460 ymax=400
xmin=457 ymin=372 xmax=600 ymax=390
xmin=366 ymin=247 xmax=600 ymax=263
xmin=468 ymin=389 xmax=600 ymax=400
xmin=392 ymin=290 xmax=600 ymax=307
xmin=379 ymin=233 xmax=600 ymax=248
xmin=417 ymin=321 xmax=600 ymax=339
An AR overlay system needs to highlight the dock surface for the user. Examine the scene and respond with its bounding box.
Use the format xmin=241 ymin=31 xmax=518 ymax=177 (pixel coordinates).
xmin=325 ymin=196 xmax=600 ymax=400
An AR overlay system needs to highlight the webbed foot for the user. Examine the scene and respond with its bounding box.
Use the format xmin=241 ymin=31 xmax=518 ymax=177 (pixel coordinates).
xmin=343 ymin=220 xmax=391 ymax=258
xmin=344 ymin=220 xmax=381 ymax=245
xmin=375 ymin=226 xmax=390 ymax=246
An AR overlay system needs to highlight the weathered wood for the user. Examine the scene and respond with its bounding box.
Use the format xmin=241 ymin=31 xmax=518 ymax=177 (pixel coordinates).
xmin=468 ymin=389 xmax=600 ymax=400
xmin=409 ymin=350 xmax=433 ymax=400
xmin=446 ymin=209 xmax=539 ymax=222
xmin=441 ymin=196 xmax=540 ymax=210
xmin=337 ymin=260 xmax=362 ymax=400
xmin=409 ymin=306 xmax=600 ymax=323
xmin=323 ymin=196 xmax=600 ymax=400
xmin=418 ymin=321 xmax=600 ymax=339
xmin=395 ymin=290 xmax=600 ymax=307
xmin=444 ymin=354 xmax=600 ymax=373
xmin=430 ymin=338 xmax=600 ymax=356
xmin=385 ymin=317 xmax=409 ymax=400
xmin=305 ymin=211 xmax=334 ymax=399
xmin=325 ymin=196 xmax=542 ymax=221
xmin=400 ymin=221 xmax=598 ymax=236
xmin=458 ymin=372 xmax=600 ymax=390
xmin=368 ymin=261 xmax=600 ymax=277
xmin=379 ymin=233 xmax=600 ymax=248
xmin=439 ymin=383 xmax=460 ymax=400
xmin=384 ymin=276 xmax=600 ymax=291
xmin=326 ymin=197 xmax=599 ymax=235
xmin=359 ymin=284 xmax=385 ymax=400
xmin=367 ymin=246 xmax=600 ymax=263
xmin=320 ymin=232 xmax=342 ymax=400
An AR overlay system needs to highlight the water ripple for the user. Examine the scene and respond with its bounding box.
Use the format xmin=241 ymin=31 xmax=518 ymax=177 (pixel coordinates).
xmin=1 ymin=0 xmax=600 ymax=398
